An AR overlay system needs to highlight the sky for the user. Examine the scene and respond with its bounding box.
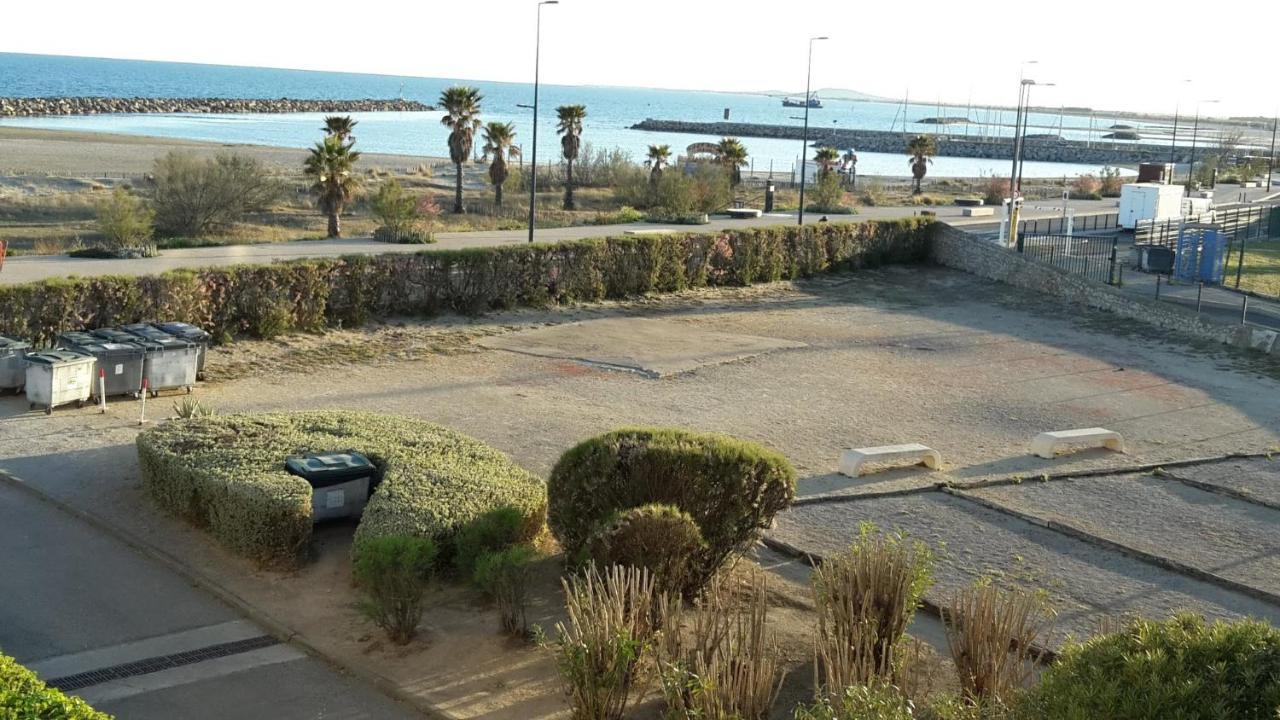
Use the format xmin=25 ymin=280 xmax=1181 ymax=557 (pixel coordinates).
xmin=6 ymin=0 xmax=1279 ymax=117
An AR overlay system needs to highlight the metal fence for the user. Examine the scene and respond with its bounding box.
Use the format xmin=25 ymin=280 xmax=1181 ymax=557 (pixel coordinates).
xmin=1134 ymin=203 xmax=1278 ymax=249
xmin=1018 ymin=213 xmax=1119 ymax=236
xmin=1019 ymin=233 xmax=1122 ymax=285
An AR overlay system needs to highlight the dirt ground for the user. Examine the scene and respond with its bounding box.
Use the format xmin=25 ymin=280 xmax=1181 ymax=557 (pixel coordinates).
xmin=2 ymin=266 xmax=1279 ymax=716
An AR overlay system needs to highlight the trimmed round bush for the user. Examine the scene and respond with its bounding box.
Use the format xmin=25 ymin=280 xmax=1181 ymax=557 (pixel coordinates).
xmin=1 ymin=652 xmax=112 ymax=719
xmin=1022 ymin=613 xmax=1280 ymax=719
xmin=548 ymin=427 xmax=796 ymax=589
xmin=585 ymin=503 xmax=706 ymax=596
xmin=136 ymin=412 xmax=546 ymax=567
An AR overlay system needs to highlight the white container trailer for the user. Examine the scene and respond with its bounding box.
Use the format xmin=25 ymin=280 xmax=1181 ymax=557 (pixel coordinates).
xmin=1118 ymin=183 xmax=1187 ymax=229
xmin=25 ymin=351 xmax=95 ymax=414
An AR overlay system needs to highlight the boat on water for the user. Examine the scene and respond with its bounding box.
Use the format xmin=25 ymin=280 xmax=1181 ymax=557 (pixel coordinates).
xmin=782 ymin=95 xmax=823 ymax=109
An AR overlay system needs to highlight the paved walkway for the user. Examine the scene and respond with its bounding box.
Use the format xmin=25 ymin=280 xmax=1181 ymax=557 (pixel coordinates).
xmin=0 ymin=480 xmax=421 ymax=719
xmin=0 ymin=204 xmax=1117 ymax=286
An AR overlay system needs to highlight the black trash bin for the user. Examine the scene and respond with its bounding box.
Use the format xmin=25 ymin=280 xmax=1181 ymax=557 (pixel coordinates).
xmin=151 ymin=322 xmax=212 ymax=380
xmin=284 ymin=451 xmax=376 ymax=522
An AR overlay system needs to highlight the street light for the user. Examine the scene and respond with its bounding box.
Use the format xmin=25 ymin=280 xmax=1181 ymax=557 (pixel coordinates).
xmin=1267 ymin=111 xmax=1278 ymax=193
xmin=796 ymin=35 xmax=828 ymax=227
xmin=1187 ymin=98 xmax=1220 ymax=195
xmin=1017 ymin=80 xmax=1054 ymax=193
xmin=1008 ymin=61 xmax=1037 ymax=197
xmin=1169 ymin=79 xmax=1191 ymax=175
xmin=527 ymin=0 xmax=558 ymax=243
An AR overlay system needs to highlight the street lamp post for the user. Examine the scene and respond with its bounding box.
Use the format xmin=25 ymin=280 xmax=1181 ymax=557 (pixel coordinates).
xmin=1186 ymin=99 xmax=1219 ymax=195
xmin=1267 ymin=114 xmax=1277 ymax=192
xmin=1017 ymin=80 xmax=1054 ymax=192
xmin=1008 ymin=61 xmax=1037 ymax=197
xmin=527 ymin=0 xmax=558 ymax=243
xmin=796 ymin=35 xmax=828 ymax=227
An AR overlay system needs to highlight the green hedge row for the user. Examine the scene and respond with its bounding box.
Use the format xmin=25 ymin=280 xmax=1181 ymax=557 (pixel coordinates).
xmin=1 ymin=221 xmax=934 ymax=344
xmin=1 ymin=652 xmax=112 ymax=719
xmin=136 ymin=412 xmax=546 ymax=567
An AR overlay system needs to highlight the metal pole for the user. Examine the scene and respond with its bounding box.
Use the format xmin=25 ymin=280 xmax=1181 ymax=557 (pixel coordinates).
xmin=1017 ymin=86 xmax=1033 ymax=192
xmin=798 ymin=37 xmax=824 ymax=226
xmin=1241 ymin=296 xmax=1249 ymax=325
xmin=1187 ymin=110 xmax=1201 ymax=195
xmin=1196 ymin=282 xmax=1203 ymax=313
xmin=1267 ymin=114 xmax=1278 ymax=193
xmin=528 ymin=1 xmax=557 ymax=243
xmin=1235 ymin=234 xmax=1246 ymax=289
xmin=1009 ymin=81 xmax=1027 ymax=197
xmin=1168 ymin=103 xmax=1180 ymax=171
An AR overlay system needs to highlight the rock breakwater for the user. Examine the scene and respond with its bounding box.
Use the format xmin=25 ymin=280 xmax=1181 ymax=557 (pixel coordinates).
xmin=0 ymin=97 xmax=433 ymax=117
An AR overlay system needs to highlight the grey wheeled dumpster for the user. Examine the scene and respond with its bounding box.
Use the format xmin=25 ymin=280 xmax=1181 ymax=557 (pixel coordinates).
xmin=0 ymin=335 xmax=32 ymax=393
xmin=71 ymin=341 xmax=146 ymax=398
xmin=95 ymin=329 xmax=198 ymax=395
xmin=25 ymin=351 xmax=95 ymax=414
xmin=57 ymin=331 xmax=99 ymax=349
xmin=151 ymin=322 xmax=212 ymax=380
xmin=284 ymin=452 xmax=376 ymax=522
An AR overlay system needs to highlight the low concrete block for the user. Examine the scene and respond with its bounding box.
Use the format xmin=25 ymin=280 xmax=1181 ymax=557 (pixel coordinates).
xmin=962 ymin=207 xmax=996 ymax=217
xmin=839 ymin=443 xmax=942 ymax=477
xmin=1031 ymin=428 xmax=1126 ymax=459
xmin=726 ymin=208 xmax=763 ymax=219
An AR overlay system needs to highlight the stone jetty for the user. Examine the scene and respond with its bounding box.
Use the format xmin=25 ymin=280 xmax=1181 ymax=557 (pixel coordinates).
xmin=0 ymin=97 xmax=434 ymax=117
xmin=631 ymin=119 xmax=1184 ymax=165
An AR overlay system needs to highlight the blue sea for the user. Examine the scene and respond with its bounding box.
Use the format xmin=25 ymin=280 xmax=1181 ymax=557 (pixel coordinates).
xmin=0 ymin=53 xmax=1150 ymax=178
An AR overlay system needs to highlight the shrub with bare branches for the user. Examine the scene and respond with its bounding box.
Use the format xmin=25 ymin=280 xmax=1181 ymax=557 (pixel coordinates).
xmin=940 ymin=583 xmax=1052 ymax=706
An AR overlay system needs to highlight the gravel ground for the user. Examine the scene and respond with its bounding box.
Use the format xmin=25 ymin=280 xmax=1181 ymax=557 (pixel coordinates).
xmin=772 ymin=491 xmax=1280 ymax=647
xmin=1163 ymin=457 xmax=1280 ymax=507
xmin=970 ymin=471 xmax=1280 ymax=599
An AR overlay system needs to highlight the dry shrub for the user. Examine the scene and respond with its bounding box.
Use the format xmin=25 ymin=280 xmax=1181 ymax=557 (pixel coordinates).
xmin=940 ymin=583 xmax=1052 ymax=705
xmin=545 ymin=564 xmax=663 ymax=720
xmin=811 ymin=525 xmax=933 ymax=698
xmin=585 ymin=503 xmax=706 ymax=598
xmin=655 ymin=570 xmax=784 ymax=719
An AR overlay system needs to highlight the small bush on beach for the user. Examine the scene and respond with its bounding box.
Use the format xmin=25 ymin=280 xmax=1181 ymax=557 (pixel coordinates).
xmin=1021 ymin=614 xmax=1280 ymax=719
xmin=151 ymin=151 xmax=284 ymax=237
xmin=812 ymin=525 xmax=933 ymax=696
xmin=807 ymin=171 xmax=854 ymax=214
xmin=95 ymin=187 xmax=155 ymax=255
xmin=453 ymin=506 xmax=526 ymax=575
xmin=1100 ymin=166 xmax=1124 ymax=198
xmin=980 ymin=175 xmax=1008 ymax=206
xmin=1069 ymin=173 xmax=1102 ymax=200
xmin=585 ymin=503 xmax=706 ymax=597
xmin=370 ymin=179 xmax=433 ymax=243
xmin=548 ymin=427 xmax=796 ymax=594
xmin=352 ymin=535 xmax=438 ymax=644
xmin=473 ymin=545 xmax=537 ymax=637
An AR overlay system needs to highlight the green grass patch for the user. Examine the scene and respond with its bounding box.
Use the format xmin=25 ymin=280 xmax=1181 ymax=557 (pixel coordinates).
xmin=1224 ymin=239 xmax=1280 ymax=298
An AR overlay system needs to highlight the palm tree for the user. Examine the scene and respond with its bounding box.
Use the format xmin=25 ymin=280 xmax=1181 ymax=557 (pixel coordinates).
xmin=482 ymin=121 xmax=517 ymax=208
xmin=645 ymin=144 xmax=672 ymax=186
xmin=322 ymin=115 xmax=357 ymax=143
xmin=556 ymin=104 xmax=587 ymax=210
xmin=439 ymin=86 xmax=483 ymax=214
xmin=907 ymin=135 xmax=937 ymax=194
xmin=715 ymin=137 xmax=749 ymax=188
xmin=304 ymin=135 xmax=361 ymax=238
xmin=814 ymin=146 xmax=840 ymax=178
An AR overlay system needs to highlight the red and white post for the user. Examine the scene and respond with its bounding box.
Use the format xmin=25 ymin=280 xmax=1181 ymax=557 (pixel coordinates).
xmin=98 ymin=368 xmax=107 ymax=414
xmin=139 ymin=379 xmax=149 ymax=425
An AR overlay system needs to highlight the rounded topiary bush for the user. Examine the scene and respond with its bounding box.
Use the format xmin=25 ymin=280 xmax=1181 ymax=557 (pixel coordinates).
xmin=136 ymin=412 xmax=546 ymax=567
xmin=1022 ymin=613 xmax=1280 ymax=719
xmin=548 ymin=427 xmax=796 ymax=589
xmin=585 ymin=503 xmax=707 ymax=596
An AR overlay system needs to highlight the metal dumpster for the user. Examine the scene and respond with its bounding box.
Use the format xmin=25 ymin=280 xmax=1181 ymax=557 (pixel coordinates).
xmin=72 ymin=341 xmax=146 ymax=398
xmin=284 ymin=452 xmax=376 ymax=522
xmin=0 ymin=335 xmax=32 ymax=393
xmin=151 ymin=322 xmax=212 ymax=380
xmin=25 ymin=351 xmax=95 ymax=414
xmin=95 ymin=329 xmax=198 ymax=395
xmin=57 ymin=331 xmax=100 ymax=349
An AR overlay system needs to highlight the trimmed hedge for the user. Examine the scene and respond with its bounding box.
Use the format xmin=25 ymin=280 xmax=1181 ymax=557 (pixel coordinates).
xmin=0 ymin=221 xmax=933 ymax=345
xmin=548 ymin=427 xmax=796 ymax=590
xmin=136 ymin=412 xmax=546 ymax=567
xmin=1 ymin=652 xmax=112 ymax=719
xmin=585 ymin=503 xmax=706 ymax=596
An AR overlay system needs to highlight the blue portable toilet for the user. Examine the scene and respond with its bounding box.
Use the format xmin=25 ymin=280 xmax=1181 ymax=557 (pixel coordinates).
xmin=1175 ymin=223 xmax=1228 ymax=285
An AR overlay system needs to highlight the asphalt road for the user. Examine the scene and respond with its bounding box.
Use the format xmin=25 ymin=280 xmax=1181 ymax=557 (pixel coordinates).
xmin=0 ymin=481 xmax=421 ymax=719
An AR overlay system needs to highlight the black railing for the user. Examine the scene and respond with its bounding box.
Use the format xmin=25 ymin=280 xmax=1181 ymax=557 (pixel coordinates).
xmin=1135 ymin=203 xmax=1278 ymax=249
xmin=1018 ymin=213 xmax=1119 ymax=236
xmin=1020 ymin=233 xmax=1121 ymax=285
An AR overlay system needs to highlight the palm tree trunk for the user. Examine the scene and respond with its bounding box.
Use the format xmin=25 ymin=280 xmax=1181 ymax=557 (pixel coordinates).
xmin=563 ymin=160 xmax=576 ymax=210
xmin=454 ymin=162 xmax=465 ymax=214
xmin=328 ymin=212 xmax=340 ymax=238
xmin=495 ymin=183 xmax=503 ymax=209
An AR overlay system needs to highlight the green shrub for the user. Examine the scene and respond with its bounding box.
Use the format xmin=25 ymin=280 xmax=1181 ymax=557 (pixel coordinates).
xmin=151 ymin=151 xmax=284 ymax=237
xmin=0 ymin=652 xmax=112 ymax=719
xmin=95 ymin=187 xmax=155 ymax=254
xmin=1022 ymin=613 xmax=1280 ymax=719
xmin=584 ymin=503 xmax=705 ymax=596
xmin=370 ymin=179 xmax=433 ymax=243
xmin=794 ymin=683 xmax=915 ymax=720
xmin=454 ymin=506 xmax=526 ymax=575
xmin=807 ymin=171 xmax=851 ymax=214
xmin=473 ymin=545 xmax=537 ymax=637
xmin=1100 ymin=166 xmax=1124 ymax=198
xmin=135 ymin=412 xmax=546 ymax=568
xmin=548 ymin=427 xmax=796 ymax=593
xmin=352 ymin=535 xmax=438 ymax=644
xmin=0 ymin=221 xmax=934 ymax=346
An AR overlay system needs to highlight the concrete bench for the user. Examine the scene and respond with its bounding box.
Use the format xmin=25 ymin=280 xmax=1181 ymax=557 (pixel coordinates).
xmin=839 ymin=443 xmax=942 ymax=477
xmin=955 ymin=198 xmax=985 ymax=207
xmin=1031 ymin=428 xmax=1126 ymax=459
xmin=725 ymin=208 xmax=763 ymax=219
xmin=962 ymin=207 xmax=995 ymax=217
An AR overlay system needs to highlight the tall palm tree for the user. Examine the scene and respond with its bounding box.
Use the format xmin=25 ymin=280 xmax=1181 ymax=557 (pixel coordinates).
xmin=482 ymin=121 xmax=517 ymax=208
xmin=439 ymin=86 xmax=483 ymax=214
xmin=645 ymin=144 xmax=672 ymax=186
xmin=304 ymin=135 xmax=361 ymax=238
xmin=322 ymin=115 xmax=357 ymax=143
xmin=907 ymin=135 xmax=937 ymax=194
xmin=715 ymin=137 xmax=749 ymax=188
xmin=556 ymin=104 xmax=587 ymax=210
xmin=813 ymin=146 xmax=840 ymax=178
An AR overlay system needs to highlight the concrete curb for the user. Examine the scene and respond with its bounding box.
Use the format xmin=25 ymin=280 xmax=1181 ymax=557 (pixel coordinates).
xmin=0 ymin=469 xmax=450 ymax=720
xmin=1154 ymin=465 xmax=1280 ymax=513
xmin=939 ymin=485 xmax=1280 ymax=608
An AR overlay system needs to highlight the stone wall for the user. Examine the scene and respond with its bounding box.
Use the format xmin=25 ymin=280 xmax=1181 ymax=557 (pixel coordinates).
xmin=632 ymin=119 xmax=1182 ymax=166
xmin=0 ymin=97 xmax=433 ymax=117
xmin=929 ymin=224 xmax=1279 ymax=355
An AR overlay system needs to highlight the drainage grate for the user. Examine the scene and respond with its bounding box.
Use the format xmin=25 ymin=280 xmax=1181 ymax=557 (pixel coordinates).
xmin=47 ymin=635 xmax=281 ymax=691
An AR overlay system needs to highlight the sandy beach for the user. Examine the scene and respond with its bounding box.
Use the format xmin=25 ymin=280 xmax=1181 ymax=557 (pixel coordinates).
xmin=0 ymin=126 xmax=448 ymax=176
